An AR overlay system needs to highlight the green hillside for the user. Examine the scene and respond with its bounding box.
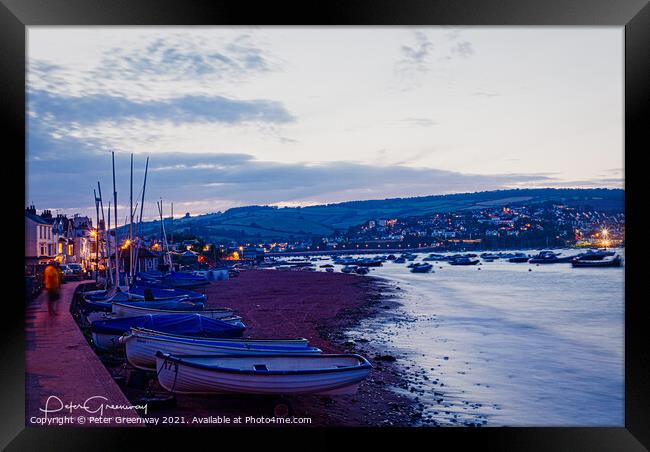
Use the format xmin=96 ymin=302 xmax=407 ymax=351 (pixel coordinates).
xmin=131 ymin=188 xmax=624 ymax=243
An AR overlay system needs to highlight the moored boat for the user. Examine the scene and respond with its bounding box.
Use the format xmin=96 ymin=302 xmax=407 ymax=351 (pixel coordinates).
xmin=529 ymin=251 xmax=581 ymax=264
xmin=410 ymin=263 xmax=433 ymax=273
xmin=508 ymin=253 xmax=530 ymax=263
xmin=90 ymin=313 xmax=247 ymax=351
xmin=112 ymin=302 xmax=233 ymax=319
xmin=448 ymin=257 xmax=479 ymax=266
xmin=572 ymin=254 xmax=622 ymax=268
xmin=123 ymin=329 xmax=321 ymax=371
xmin=577 ymin=249 xmax=617 ymax=261
xmin=155 ymin=352 xmax=372 ymax=395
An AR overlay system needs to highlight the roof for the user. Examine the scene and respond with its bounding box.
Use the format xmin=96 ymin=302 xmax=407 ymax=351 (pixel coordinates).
xmin=25 ymin=212 xmax=50 ymax=225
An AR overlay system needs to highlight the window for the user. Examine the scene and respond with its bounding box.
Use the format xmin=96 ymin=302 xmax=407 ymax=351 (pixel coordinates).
xmin=67 ymin=244 xmax=74 ymax=255
xmin=40 ymin=245 xmax=45 ymax=256
xmin=58 ymin=243 xmax=63 ymax=254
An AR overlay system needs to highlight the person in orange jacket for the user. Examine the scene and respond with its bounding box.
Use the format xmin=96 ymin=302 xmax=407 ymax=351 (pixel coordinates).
xmin=44 ymin=261 xmax=61 ymax=315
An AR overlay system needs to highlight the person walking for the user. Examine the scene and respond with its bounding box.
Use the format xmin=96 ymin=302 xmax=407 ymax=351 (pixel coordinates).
xmin=44 ymin=261 xmax=61 ymax=315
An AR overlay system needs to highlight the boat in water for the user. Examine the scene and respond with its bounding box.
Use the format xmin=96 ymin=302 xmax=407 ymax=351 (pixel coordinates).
xmin=529 ymin=251 xmax=582 ymax=264
xmin=123 ymin=329 xmax=321 ymax=371
xmin=90 ymin=313 xmax=246 ymax=351
xmin=572 ymin=254 xmax=622 ymax=268
xmin=577 ymin=249 xmax=617 ymax=261
xmin=508 ymin=253 xmax=530 ymax=263
xmin=155 ymin=352 xmax=372 ymax=395
xmin=410 ymin=263 xmax=433 ymax=273
xmin=448 ymin=257 xmax=480 ymax=266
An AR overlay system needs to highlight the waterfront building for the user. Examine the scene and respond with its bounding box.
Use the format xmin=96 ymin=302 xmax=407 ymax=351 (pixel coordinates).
xmin=25 ymin=206 xmax=55 ymax=265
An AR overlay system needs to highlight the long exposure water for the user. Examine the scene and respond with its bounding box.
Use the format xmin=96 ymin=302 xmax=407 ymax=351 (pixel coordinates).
xmin=317 ymin=249 xmax=624 ymax=426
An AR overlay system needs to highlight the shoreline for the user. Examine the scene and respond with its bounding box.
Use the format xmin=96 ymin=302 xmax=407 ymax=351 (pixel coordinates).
xmin=104 ymin=269 xmax=421 ymax=426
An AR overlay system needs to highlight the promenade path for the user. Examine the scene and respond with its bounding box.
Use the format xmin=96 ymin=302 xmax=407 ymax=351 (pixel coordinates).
xmin=25 ymin=280 xmax=142 ymax=427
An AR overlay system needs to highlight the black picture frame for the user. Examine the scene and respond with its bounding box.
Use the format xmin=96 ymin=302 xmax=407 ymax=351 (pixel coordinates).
xmin=2 ymin=0 xmax=647 ymax=449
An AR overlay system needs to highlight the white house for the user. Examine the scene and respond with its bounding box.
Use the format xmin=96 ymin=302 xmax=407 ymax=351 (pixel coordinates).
xmin=25 ymin=207 xmax=55 ymax=264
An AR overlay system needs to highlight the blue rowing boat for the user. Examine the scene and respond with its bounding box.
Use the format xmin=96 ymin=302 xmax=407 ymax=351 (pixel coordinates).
xmin=90 ymin=313 xmax=246 ymax=350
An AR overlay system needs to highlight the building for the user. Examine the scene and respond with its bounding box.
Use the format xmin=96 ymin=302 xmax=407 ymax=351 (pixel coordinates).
xmin=25 ymin=206 xmax=55 ymax=264
xmin=242 ymin=247 xmax=265 ymax=262
xmin=25 ymin=206 xmax=97 ymax=269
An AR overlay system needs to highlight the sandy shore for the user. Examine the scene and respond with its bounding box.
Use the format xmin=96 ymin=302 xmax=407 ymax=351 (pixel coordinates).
xmin=111 ymin=268 xmax=420 ymax=426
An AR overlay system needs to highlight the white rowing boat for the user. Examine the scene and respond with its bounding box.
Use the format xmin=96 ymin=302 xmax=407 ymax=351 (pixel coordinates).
xmin=155 ymin=352 xmax=372 ymax=395
xmin=112 ymin=302 xmax=233 ymax=319
xmin=122 ymin=329 xmax=320 ymax=370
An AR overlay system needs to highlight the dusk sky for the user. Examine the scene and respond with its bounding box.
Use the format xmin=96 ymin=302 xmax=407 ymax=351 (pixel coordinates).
xmin=27 ymin=27 xmax=623 ymax=220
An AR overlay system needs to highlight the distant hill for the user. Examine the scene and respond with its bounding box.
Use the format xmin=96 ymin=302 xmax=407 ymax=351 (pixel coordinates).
xmin=131 ymin=188 xmax=624 ymax=243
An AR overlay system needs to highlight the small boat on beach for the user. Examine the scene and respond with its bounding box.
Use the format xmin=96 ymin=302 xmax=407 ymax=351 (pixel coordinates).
xmin=112 ymin=301 xmax=233 ymax=319
xmin=123 ymin=329 xmax=321 ymax=371
xmin=85 ymin=285 xmax=206 ymax=303
xmin=137 ymin=271 xmax=210 ymax=289
xmin=83 ymin=295 xmax=199 ymax=313
xmin=572 ymin=254 xmax=622 ymax=268
xmin=354 ymin=267 xmax=370 ymax=275
xmin=155 ymin=352 xmax=372 ymax=395
xmin=90 ymin=314 xmax=247 ymax=351
xmin=341 ymin=265 xmax=356 ymax=274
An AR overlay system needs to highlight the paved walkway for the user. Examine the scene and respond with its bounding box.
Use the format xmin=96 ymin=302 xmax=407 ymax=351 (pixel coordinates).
xmin=25 ymin=281 xmax=142 ymax=427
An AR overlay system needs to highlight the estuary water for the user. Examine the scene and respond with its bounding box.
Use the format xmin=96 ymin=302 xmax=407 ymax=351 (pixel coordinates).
xmin=326 ymin=249 xmax=624 ymax=426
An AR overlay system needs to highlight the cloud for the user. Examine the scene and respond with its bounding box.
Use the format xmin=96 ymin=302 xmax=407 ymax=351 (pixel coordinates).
xmin=93 ymin=33 xmax=277 ymax=83
xmin=395 ymin=31 xmax=434 ymax=84
xmin=394 ymin=29 xmax=476 ymax=90
xmin=28 ymin=32 xmax=281 ymax=102
xmin=451 ymin=40 xmax=475 ymax=58
xmin=28 ymin=89 xmax=294 ymax=127
xmin=401 ymin=117 xmax=438 ymax=127
xmin=471 ymin=91 xmax=500 ymax=98
xmin=27 ymin=125 xmax=556 ymax=219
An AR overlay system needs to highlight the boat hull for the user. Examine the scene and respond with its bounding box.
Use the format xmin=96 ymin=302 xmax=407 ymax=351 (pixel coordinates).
xmin=112 ymin=302 xmax=233 ymax=319
xmin=155 ymin=353 xmax=371 ymax=395
xmin=92 ymin=332 xmax=124 ymax=351
xmin=124 ymin=333 xmax=320 ymax=371
xmin=572 ymin=256 xmax=622 ymax=267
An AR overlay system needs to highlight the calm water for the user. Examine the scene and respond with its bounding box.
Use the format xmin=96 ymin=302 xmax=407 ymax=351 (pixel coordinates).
xmin=319 ymin=249 xmax=625 ymax=426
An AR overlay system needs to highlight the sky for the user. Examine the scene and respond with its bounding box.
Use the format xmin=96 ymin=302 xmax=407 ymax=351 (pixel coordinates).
xmin=26 ymin=27 xmax=624 ymax=220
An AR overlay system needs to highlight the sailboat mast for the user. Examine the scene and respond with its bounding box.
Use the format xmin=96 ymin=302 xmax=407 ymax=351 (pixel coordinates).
xmin=106 ymin=200 xmax=112 ymax=285
xmin=94 ymin=188 xmax=100 ymax=283
xmin=97 ymin=181 xmax=107 ymax=285
xmin=111 ymin=152 xmax=119 ymax=286
xmin=129 ymin=153 xmax=134 ymax=281
xmin=134 ymin=156 xmax=149 ymax=273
